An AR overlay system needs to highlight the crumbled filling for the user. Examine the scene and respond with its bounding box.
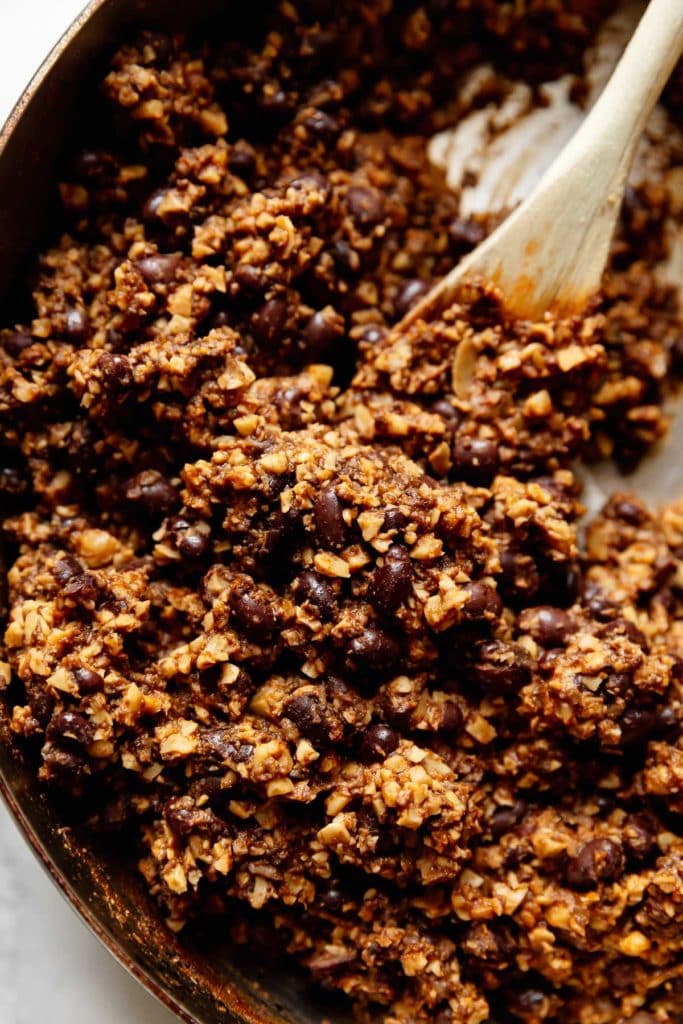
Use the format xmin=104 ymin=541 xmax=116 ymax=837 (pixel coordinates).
xmin=1 ymin=4 xmax=683 ymax=1023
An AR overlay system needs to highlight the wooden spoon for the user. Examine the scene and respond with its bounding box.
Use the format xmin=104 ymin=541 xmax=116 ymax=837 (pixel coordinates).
xmin=402 ymin=0 xmax=683 ymax=326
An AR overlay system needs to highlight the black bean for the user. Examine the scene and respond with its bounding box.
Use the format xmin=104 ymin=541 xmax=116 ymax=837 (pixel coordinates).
xmin=313 ymin=485 xmax=347 ymax=549
xmin=202 ymin=728 xmax=254 ymax=764
xmin=260 ymin=506 xmax=300 ymax=554
xmin=358 ymin=324 xmax=386 ymax=345
xmin=595 ymin=794 xmax=617 ymax=815
xmin=228 ymin=144 xmax=256 ymax=181
xmin=284 ymin=692 xmax=318 ymax=728
xmin=381 ymin=692 xmax=414 ymax=731
xmin=73 ymin=667 xmax=104 ymax=694
xmin=619 ymin=706 xmax=658 ymax=746
xmin=274 ymin=385 xmax=306 ymax=428
xmin=499 ymin=547 xmax=541 ymax=603
xmin=303 ymin=308 xmax=343 ymax=356
xmin=533 ymin=473 xmax=574 ymax=502
xmin=259 ymin=88 xmax=294 ymax=119
xmin=231 ymin=590 xmax=277 ymax=641
xmin=28 ymin=689 xmax=55 ymax=732
xmin=432 ymin=398 xmax=461 ymax=424
xmin=165 ymin=797 xmax=201 ymax=836
xmin=612 ymin=496 xmax=646 ymax=525
xmin=75 ymin=149 xmax=115 ymax=179
xmin=54 ymin=555 xmax=83 ymax=584
xmin=394 ymin=278 xmax=430 ymax=318
xmin=284 ymin=693 xmax=328 ymax=747
xmin=360 ymin=808 xmax=397 ymax=855
xmin=439 ymin=701 xmax=464 ymax=735
xmin=124 ymin=470 xmax=179 ymax=519
xmin=3 ymin=329 xmax=35 ymax=356
xmin=119 ymin=309 xmax=142 ymax=334
xmin=105 ymin=327 xmax=126 ymax=351
xmin=452 ymin=437 xmax=499 ymax=483
xmin=164 ymin=796 xmax=218 ymax=837
xmin=382 ymin=507 xmax=409 ymax=533
xmin=448 ymin=217 xmax=485 ymax=254
xmin=252 ymin=297 xmax=288 ymax=344
xmin=65 ymin=307 xmax=90 ymax=344
xmin=657 ymin=704 xmax=679 ymax=737
xmin=326 ymin=674 xmax=355 ymax=704
xmin=581 ymin=579 xmax=617 ymax=620
xmin=0 ymin=467 xmax=28 ymax=504
xmin=189 ymin=776 xmax=223 ymax=805
xmin=318 ymin=885 xmax=348 ymax=914
xmin=604 ymin=671 xmax=632 ymax=699
xmin=509 ymin=989 xmax=548 ymax=1018
xmin=179 ymin=531 xmax=210 ymax=559
xmin=137 ymin=253 xmax=181 ymax=285
xmin=538 ymin=649 xmax=561 ymax=675
xmin=303 ymin=109 xmax=340 ymax=142
xmin=287 ymin=171 xmax=331 ymax=199
xmin=293 ymin=571 xmax=337 ymax=620
xmin=168 ymin=515 xmax=211 ymax=560
xmin=623 ymin=813 xmax=658 ymax=862
xmin=653 ymin=554 xmax=675 ymax=587
xmin=357 ymin=723 xmax=398 ymax=763
xmin=142 ymin=188 xmax=167 ymax=221
xmin=233 ymin=263 xmax=267 ymax=295
xmin=331 ymin=239 xmax=360 ymax=277
xmin=461 ymin=581 xmax=502 ymax=621
xmin=47 ymin=710 xmax=94 ymax=746
xmin=63 ymin=572 xmax=98 ymax=603
xmin=521 ymin=605 xmax=571 ymax=647
xmin=490 ymin=800 xmax=527 ymax=838
xmin=347 ymin=185 xmax=385 ymax=226
xmin=474 ymin=641 xmax=530 ymax=693
xmin=368 ymin=544 xmax=412 ymax=614
xmin=549 ymin=560 xmax=582 ymax=607
xmin=347 ymin=626 xmax=400 ymax=673
xmin=599 ymin=618 xmax=645 ymax=647
xmin=566 ymin=837 xmax=624 ymax=890
xmin=99 ymin=352 xmax=132 ymax=390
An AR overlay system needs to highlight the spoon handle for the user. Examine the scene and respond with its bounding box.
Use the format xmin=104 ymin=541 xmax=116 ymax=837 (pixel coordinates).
xmin=584 ymin=0 xmax=683 ymax=158
xmin=406 ymin=0 xmax=683 ymax=324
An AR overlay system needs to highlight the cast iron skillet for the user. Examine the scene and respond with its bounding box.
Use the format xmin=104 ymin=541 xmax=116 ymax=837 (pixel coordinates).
xmin=0 ymin=3 xmax=350 ymax=1022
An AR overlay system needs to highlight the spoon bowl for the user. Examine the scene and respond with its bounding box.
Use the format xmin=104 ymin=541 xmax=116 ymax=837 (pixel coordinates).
xmin=402 ymin=0 xmax=683 ymax=326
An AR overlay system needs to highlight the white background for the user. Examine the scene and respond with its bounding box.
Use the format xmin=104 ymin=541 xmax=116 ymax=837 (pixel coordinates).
xmin=0 ymin=2 xmax=178 ymax=1022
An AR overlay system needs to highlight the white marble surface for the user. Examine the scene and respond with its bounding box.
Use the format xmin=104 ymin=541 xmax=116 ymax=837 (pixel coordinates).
xmin=0 ymin=3 xmax=179 ymax=1022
